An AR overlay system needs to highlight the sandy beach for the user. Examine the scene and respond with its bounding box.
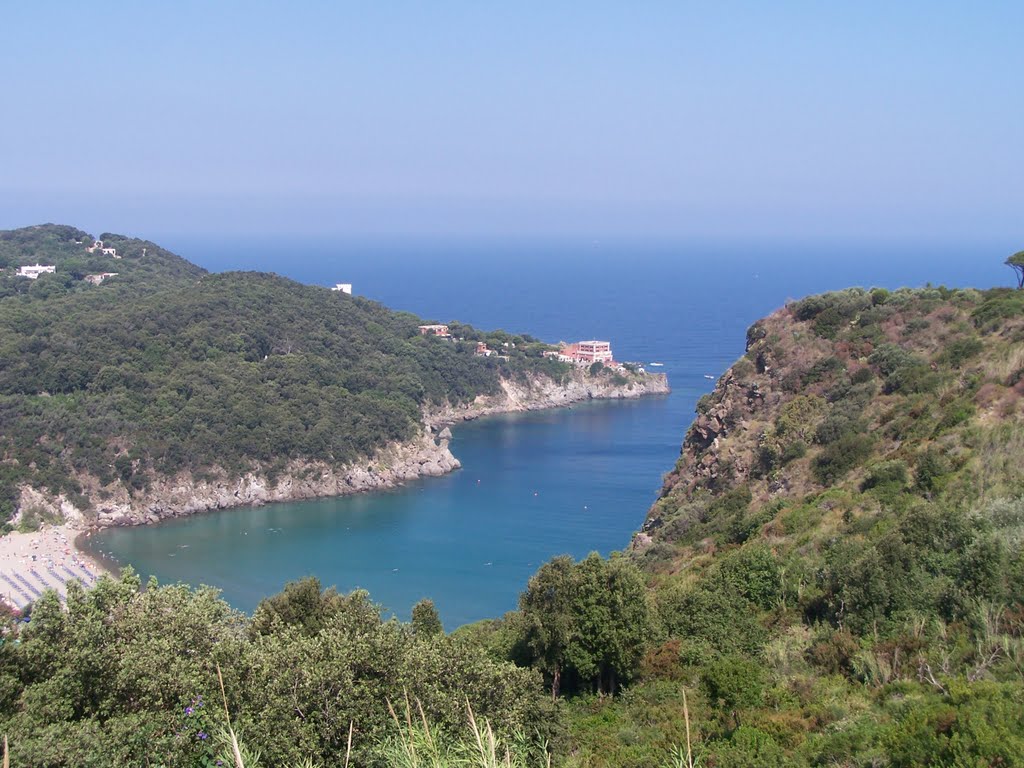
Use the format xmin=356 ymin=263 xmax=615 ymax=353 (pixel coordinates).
xmin=0 ymin=524 xmax=107 ymax=612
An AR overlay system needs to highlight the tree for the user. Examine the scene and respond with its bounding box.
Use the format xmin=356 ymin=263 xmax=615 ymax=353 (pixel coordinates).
xmin=2 ymin=572 xmax=548 ymax=767
xmin=566 ymin=554 xmax=651 ymax=695
xmin=250 ymin=576 xmax=360 ymax=637
xmin=411 ymin=598 xmax=444 ymax=637
xmin=518 ymin=554 xmax=652 ymax=697
xmin=518 ymin=556 xmax=577 ymax=699
xmin=1007 ymin=251 xmax=1024 ymax=289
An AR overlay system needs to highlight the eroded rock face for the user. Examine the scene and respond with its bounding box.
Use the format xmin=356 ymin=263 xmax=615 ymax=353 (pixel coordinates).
xmin=660 ymin=369 xmax=769 ymax=500
xmin=22 ymin=434 xmax=461 ymax=528
xmin=426 ymin=369 xmax=670 ymax=427
xmin=16 ymin=487 xmax=86 ymax=526
xmin=631 ymin=531 xmax=654 ymax=551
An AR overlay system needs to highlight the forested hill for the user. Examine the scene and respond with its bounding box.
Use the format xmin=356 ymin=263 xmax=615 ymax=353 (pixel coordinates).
xmin=0 ymin=224 xmax=574 ymax=525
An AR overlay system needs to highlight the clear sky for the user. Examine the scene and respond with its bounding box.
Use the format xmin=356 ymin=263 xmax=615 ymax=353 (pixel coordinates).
xmin=2 ymin=2 xmax=1022 ymax=242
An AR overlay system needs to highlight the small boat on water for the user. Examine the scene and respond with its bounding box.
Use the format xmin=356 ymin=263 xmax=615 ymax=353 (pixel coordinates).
xmin=649 ymin=362 xmax=664 ymax=367
xmin=704 ymin=374 xmax=715 ymax=380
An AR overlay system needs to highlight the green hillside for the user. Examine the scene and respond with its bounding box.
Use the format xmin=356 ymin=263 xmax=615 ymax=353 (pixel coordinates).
xmin=0 ymin=225 xmax=569 ymax=525
xmin=563 ymin=285 xmax=1024 ymax=766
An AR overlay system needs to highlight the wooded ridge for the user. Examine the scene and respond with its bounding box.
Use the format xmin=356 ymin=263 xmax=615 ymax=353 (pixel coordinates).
xmin=0 ymin=224 xmax=663 ymax=529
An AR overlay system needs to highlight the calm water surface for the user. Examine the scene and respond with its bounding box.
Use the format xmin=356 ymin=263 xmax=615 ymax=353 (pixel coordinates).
xmin=85 ymin=240 xmax=1003 ymax=626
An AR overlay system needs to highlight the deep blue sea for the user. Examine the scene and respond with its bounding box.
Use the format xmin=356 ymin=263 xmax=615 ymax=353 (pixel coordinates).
xmin=84 ymin=238 xmax=1005 ymax=627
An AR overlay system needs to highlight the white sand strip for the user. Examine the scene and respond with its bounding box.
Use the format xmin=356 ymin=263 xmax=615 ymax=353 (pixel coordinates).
xmin=0 ymin=524 xmax=107 ymax=611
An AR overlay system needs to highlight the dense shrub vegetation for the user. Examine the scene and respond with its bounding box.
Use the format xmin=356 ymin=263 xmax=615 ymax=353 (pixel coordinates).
xmin=0 ymin=574 xmax=554 ymax=767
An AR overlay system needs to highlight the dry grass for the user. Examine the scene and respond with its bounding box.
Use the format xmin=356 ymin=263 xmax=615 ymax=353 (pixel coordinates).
xmin=681 ymin=687 xmax=696 ymax=768
xmin=980 ymin=343 xmax=1024 ymax=385
xmin=964 ymin=424 xmax=1024 ymax=504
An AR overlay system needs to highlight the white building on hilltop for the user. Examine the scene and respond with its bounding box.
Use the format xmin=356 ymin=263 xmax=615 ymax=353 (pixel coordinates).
xmin=331 ymin=283 xmax=353 ymax=294
xmin=86 ymin=240 xmax=119 ymax=258
xmin=17 ymin=264 xmax=56 ymax=279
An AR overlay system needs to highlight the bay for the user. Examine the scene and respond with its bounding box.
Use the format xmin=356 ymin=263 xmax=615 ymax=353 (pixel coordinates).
xmin=84 ymin=238 xmax=1005 ymax=626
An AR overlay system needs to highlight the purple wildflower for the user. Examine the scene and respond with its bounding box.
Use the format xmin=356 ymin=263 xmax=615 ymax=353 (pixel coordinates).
xmin=184 ymin=706 xmax=194 ymax=716
xmin=197 ymin=731 xmax=209 ymax=741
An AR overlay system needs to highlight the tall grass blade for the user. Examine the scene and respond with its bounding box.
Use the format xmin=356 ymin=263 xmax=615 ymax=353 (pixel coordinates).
xmin=416 ymin=698 xmax=433 ymax=748
xmin=217 ymin=662 xmax=246 ymax=768
xmin=466 ymin=698 xmax=487 ymax=760
xmin=682 ymin=686 xmax=694 ymax=768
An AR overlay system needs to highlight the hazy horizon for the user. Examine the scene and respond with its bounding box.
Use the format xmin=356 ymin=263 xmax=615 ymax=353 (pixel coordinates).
xmin=3 ymin=3 xmax=1022 ymax=244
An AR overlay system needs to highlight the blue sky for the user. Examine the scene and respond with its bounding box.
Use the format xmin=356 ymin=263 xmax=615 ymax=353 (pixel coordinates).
xmin=2 ymin=2 xmax=1022 ymax=242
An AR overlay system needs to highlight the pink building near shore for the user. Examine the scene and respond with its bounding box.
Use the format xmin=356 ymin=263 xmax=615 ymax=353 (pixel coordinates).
xmin=576 ymin=340 xmax=613 ymax=362
xmin=558 ymin=340 xmax=614 ymax=365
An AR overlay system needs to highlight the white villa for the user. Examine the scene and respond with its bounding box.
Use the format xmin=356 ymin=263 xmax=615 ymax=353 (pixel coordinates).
xmin=331 ymin=283 xmax=353 ymax=294
xmin=17 ymin=264 xmax=56 ymax=279
xmin=86 ymin=240 xmax=120 ymax=258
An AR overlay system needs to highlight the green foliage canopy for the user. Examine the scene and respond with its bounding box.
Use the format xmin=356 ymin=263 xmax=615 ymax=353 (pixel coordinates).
xmin=517 ymin=554 xmax=651 ymax=697
xmin=1006 ymin=250 xmax=1024 ymax=288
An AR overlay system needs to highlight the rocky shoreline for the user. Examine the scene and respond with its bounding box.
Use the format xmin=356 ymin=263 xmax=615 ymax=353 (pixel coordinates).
xmin=19 ymin=369 xmax=669 ymax=530
xmin=20 ymin=433 xmax=462 ymax=529
xmin=426 ymin=369 xmax=670 ymax=427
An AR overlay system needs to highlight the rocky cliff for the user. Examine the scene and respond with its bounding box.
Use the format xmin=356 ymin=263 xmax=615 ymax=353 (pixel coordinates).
xmin=21 ymin=368 xmax=668 ymax=528
xmin=634 ymin=286 xmax=1024 ymax=554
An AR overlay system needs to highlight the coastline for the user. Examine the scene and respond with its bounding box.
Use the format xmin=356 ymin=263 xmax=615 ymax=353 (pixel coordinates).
xmin=73 ymin=529 xmax=120 ymax=577
xmin=14 ymin=370 xmax=670 ymax=534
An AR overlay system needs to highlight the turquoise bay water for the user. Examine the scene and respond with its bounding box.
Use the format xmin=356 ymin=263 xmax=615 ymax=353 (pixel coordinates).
xmin=89 ymin=400 xmax=670 ymax=627
xmin=85 ymin=240 xmax=1004 ymax=626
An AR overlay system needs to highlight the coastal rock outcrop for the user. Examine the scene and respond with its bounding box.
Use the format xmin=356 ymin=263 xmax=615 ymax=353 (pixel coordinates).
xmin=427 ymin=368 xmax=670 ymax=426
xmin=15 ymin=487 xmax=87 ymax=527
